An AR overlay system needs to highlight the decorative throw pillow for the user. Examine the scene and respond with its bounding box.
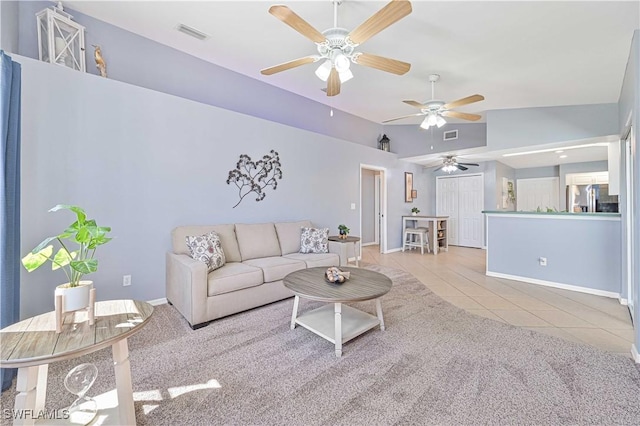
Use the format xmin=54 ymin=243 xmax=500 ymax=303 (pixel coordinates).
xmin=185 ymin=231 xmax=226 ymax=272
xmin=299 ymin=227 xmax=329 ymax=254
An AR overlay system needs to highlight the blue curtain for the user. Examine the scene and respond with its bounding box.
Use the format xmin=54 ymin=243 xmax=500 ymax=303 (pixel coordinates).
xmin=0 ymin=50 xmax=21 ymax=392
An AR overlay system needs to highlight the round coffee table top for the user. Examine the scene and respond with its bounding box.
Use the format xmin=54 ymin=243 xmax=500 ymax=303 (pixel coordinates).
xmin=328 ymin=235 xmax=361 ymax=243
xmin=284 ymin=267 xmax=392 ymax=303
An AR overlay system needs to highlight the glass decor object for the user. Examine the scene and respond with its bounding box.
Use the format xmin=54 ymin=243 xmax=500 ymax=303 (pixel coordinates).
xmin=64 ymin=363 xmax=98 ymax=425
xmin=36 ymin=3 xmax=86 ymax=72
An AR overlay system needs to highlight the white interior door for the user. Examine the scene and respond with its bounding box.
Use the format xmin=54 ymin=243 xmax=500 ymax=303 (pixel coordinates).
xmin=516 ymin=177 xmax=560 ymax=211
xmin=436 ymin=177 xmax=459 ymax=245
xmin=458 ymin=175 xmax=484 ymax=248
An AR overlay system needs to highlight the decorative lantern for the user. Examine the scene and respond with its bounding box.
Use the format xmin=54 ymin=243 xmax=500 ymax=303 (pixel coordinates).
xmin=36 ymin=3 xmax=86 ymax=72
xmin=378 ymin=134 xmax=390 ymax=152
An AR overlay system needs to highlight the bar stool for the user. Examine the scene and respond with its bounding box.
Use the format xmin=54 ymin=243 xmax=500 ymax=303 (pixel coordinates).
xmin=403 ymin=227 xmax=430 ymax=254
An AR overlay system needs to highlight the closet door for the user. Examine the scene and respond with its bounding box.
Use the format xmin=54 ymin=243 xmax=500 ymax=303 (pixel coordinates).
xmin=458 ymin=175 xmax=484 ymax=248
xmin=436 ymin=177 xmax=459 ymax=245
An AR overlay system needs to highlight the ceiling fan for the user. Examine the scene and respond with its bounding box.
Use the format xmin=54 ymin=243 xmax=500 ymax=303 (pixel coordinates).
xmin=261 ymin=0 xmax=412 ymax=96
xmin=432 ymin=156 xmax=479 ymax=173
xmin=383 ymin=74 xmax=485 ymax=128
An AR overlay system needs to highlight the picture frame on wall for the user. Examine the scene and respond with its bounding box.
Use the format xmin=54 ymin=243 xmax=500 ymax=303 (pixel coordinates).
xmin=405 ymin=172 xmax=413 ymax=202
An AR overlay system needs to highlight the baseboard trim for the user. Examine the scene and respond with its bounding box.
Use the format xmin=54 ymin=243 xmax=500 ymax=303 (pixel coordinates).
xmin=632 ymin=344 xmax=640 ymax=364
xmin=148 ymin=297 xmax=168 ymax=306
xmin=619 ymin=298 xmax=629 ymax=306
xmin=361 ymin=242 xmax=378 ymax=247
xmin=486 ymin=271 xmax=620 ymax=299
xmin=385 ymin=248 xmax=402 ymax=254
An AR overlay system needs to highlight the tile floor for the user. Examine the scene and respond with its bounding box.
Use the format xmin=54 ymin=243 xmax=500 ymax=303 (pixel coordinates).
xmin=360 ymin=244 xmax=635 ymax=358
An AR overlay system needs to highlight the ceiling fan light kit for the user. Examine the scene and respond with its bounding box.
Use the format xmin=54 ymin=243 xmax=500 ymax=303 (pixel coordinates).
xmin=261 ymin=0 xmax=413 ymax=96
xmin=433 ymin=155 xmax=480 ymax=174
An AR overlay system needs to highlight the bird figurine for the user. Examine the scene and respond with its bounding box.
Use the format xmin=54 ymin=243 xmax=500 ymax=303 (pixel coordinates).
xmin=92 ymin=45 xmax=107 ymax=78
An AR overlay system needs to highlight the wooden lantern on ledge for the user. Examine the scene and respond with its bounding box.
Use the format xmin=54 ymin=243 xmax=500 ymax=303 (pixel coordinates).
xmin=36 ymin=3 xmax=86 ymax=72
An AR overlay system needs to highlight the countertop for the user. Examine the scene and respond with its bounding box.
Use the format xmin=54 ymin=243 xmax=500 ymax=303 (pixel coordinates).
xmin=483 ymin=210 xmax=621 ymax=218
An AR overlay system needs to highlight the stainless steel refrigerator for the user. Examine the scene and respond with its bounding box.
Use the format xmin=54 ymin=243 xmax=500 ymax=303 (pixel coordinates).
xmin=566 ymin=184 xmax=619 ymax=213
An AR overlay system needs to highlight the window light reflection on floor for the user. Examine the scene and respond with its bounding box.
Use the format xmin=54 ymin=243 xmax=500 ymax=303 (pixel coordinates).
xmin=167 ymin=379 xmax=222 ymax=398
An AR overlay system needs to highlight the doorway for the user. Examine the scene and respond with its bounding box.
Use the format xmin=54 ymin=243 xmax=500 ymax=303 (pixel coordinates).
xmin=360 ymin=165 xmax=387 ymax=254
xmin=624 ymin=126 xmax=635 ymax=322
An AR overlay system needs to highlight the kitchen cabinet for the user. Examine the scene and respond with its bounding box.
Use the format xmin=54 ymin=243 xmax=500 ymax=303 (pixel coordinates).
xmin=566 ymin=172 xmax=608 ymax=185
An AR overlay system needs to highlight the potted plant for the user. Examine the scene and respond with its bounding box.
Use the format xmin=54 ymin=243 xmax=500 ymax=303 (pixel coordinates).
xmin=21 ymin=205 xmax=112 ymax=312
xmin=411 ymin=207 xmax=420 ymax=216
xmin=338 ymin=224 xmax=350 ymax=239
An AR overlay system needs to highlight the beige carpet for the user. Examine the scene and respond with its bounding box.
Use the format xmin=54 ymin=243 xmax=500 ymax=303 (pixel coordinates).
xmin=2 ymin=265 xmax=640 ymax=425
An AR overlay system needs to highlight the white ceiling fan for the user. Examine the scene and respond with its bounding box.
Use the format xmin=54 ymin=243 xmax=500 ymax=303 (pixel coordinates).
xmin=384 ymin=74 xmax=485 ymax=128
xmin=261 ymin=0 xmax=413 ymax=96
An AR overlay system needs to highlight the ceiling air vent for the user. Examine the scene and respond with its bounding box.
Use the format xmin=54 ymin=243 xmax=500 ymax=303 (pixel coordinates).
xmin=176 ymin=23 xmax=209 ymax=41
xmin=443 ymin=130 xmax=458 ymax=141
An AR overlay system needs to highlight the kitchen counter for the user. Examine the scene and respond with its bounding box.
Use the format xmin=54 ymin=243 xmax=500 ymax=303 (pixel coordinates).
xmin=484 ymin=211 xmax=621 ymax=298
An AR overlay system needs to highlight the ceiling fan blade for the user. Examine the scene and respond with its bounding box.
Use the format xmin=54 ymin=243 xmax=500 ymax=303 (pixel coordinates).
xmin=382 ymin=113 xmax=424 ymax=123
xmin=354 ymin=53 xmax=411 ymax=75
xmin=327 ymin=68 xmax=340 ymax=97
xmin=457 ymin=162 xmax=480 ymax=167
xmin=260 ymin=56 xmax=318 ymax=75
xmin=442 ymin=110 xmax=483 ymax=121
xmin=442 ymin=94 xmax=485 ymax=110
xmin=403 ymin=100 xmax=427 ymax=109
xmin=455 ymin=164 xmax=469 ymax=171
xmin=269 ymin=5 xmax=327 ymax=44
xmin=348 ymin=0 xmax=412 ymax=45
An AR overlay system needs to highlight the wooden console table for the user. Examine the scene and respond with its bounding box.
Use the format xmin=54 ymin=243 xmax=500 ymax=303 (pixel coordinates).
xmin=1 ymin=300 xmax=153 ymax=426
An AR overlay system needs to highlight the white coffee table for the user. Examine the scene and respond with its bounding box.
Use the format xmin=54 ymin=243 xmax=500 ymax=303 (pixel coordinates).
xmin=283 ymin=267 xmax=392 ymax=357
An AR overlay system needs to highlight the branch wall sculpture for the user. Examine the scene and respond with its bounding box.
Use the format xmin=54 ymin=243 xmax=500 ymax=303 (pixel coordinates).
xmin=226 ymin=150 xmax=283 ymax=208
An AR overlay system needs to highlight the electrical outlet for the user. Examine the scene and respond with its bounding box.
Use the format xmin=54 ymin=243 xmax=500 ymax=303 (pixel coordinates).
xmin=123 ymin=275 xmax=132 ymax=286
xmin=539 ymin=257 xmax=547 ymax=266
xmin=350 ymin=203 xmax=356 ymax=210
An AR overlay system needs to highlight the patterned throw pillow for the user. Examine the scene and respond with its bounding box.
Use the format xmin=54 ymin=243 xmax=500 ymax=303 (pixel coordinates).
xmin=185 ymin=231 xmax=226 ymax=272
xmin=299 ymin=227 xmax=329 ymax=254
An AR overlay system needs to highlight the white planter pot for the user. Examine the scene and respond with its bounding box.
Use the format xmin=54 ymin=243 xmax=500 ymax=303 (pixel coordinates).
xmin=55 ymin=281 xmax=93 ymax=312
xmin=411 ymin=212 xmax=418 ymax=216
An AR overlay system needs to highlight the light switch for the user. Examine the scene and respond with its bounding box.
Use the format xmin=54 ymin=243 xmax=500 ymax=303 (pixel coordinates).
xmin=350 ymin=203 xmax=356 ymax=210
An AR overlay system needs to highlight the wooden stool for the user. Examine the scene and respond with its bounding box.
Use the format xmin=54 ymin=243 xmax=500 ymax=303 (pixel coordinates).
xmin=403 ymin=227 xmax=430 ymax=254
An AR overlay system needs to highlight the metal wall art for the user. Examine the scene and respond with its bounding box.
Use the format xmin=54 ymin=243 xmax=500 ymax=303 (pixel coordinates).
xmin=227 ymin=150 xmax=283 ymax=208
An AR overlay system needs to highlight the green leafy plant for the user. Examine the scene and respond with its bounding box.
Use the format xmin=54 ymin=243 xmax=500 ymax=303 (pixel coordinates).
xmin=338 ymin=224 xmax=350 ymax=234
xmin=21 ymin=205 xmax=112 ymax=287
xmin=411 ymin=207 xmax=420 ymax=214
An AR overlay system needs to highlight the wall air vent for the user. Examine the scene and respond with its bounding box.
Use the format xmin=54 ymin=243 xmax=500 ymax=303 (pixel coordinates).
xmin=176 ymin=24 xmax=209 ymax=41
xmin=443 ymin=130 xmax=458 ymax=141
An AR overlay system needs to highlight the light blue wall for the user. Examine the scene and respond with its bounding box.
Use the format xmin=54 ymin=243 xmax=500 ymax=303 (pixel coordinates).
xmin=361 ymin=169 xmax=376 ymax=244
xmin=16 ymin=54 xmax=425 ymax=318
xmin=0 ymin=0 xmax=18 ymax=53
xmin=487 ymin=104 xmax=619 ymax=151
xmin=487 ymin=215 xmax=622 ymax=294
xmin=16 ymin=1 xmax=383 ymax=148
xmin=617 ymin=30 xmax=639 ymax=351
xmin=515 ymin=166 xmax=559 ymax=180
xmin=383 ymin=123 xmax=487 ymax=158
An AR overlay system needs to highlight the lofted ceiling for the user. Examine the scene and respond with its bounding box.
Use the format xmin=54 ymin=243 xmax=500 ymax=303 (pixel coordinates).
xmin=62 ymin=0 xmax=639 ymax=168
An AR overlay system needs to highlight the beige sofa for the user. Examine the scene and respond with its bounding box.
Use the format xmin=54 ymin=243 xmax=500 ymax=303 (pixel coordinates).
xmin=166 ymin=220 xmax=341 ymax=329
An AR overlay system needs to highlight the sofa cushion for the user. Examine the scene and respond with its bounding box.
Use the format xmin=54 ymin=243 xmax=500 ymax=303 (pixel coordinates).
xmin=300 ymin=227 xmax=329 ymax=254
xmin=283 ymin=253 xmax=340 ymax=268
xmin=275 ymin=220 xmax=312 ymax=255
xmin=235 ymin=223 xmax=281 ymax=261
xmin=172 ymin=224 xmax=241 ymax=262
xmin=185 ymin=231 xmax=226 ymax=272
xmin=207 ymin=262 xmax=263 ymax=296
xmin=243 ymin=256 xmax=306 ymax=283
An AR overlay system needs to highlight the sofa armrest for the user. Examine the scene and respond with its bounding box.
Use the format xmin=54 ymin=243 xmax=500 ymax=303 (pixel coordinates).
xmin=166 ymin=252 xmax=208 ymax=327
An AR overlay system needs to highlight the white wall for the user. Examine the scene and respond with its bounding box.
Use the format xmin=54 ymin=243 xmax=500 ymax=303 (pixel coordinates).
xmin=17 ymin=55 xmax=426 ymax=318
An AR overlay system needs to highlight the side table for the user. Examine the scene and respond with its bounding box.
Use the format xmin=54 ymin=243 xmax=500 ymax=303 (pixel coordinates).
xmin=1 ymin=300 xmax=153 ymax=426
xmin=328 ymin=235 xmax=361 ymax=267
